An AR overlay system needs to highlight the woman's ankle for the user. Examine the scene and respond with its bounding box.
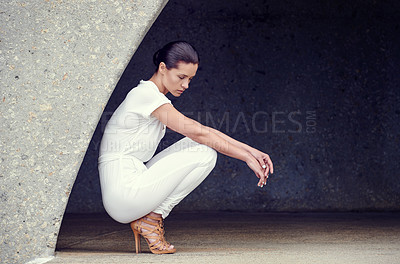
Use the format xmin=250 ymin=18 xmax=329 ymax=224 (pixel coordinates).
xmin=149 ymin=211 xmax=162 ymax=218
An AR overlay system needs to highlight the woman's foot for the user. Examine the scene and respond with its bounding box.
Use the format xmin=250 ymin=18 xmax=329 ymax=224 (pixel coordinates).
xmin=141 ymin=212 xmax=174 ymax=251
xmin=130 ymin=212 xmax=176 ymax=254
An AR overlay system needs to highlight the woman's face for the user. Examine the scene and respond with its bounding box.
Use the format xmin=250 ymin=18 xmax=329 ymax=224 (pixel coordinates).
xmin=160 ymin=61 xmax=198 ymax=97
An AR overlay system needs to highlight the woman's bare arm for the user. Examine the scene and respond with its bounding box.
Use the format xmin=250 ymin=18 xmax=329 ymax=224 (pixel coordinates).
xmin=152 ymin=104 xmax=273 ymax=186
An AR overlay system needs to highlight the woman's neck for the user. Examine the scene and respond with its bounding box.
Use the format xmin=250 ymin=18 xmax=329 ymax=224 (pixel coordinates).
xmin=149 ymin=73 xmax=168 ymax=95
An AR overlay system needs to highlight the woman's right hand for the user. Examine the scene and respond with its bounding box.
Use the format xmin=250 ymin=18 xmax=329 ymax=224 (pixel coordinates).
xmin=245 ymin=154 xmax=269 ymax=188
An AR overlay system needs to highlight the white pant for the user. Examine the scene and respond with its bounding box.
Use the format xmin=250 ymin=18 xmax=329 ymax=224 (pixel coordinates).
xmin=98 ymin=137 xmax=217 ymax=224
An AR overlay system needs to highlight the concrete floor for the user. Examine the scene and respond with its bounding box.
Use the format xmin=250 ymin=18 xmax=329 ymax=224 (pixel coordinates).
xmin=50 ymin=211 xmax=400 ymax=264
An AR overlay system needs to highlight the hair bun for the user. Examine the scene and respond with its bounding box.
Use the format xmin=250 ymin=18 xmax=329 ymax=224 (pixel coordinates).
xmin=153 ymin=50 xmax=161 ymax=66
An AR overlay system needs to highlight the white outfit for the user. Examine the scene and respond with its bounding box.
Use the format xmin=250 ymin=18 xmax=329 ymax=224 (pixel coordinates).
xmin=98 ymin=80 xmax=217 ymax=223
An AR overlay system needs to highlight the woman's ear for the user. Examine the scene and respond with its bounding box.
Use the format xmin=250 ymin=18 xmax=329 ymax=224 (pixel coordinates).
xmin=159 ymin=62 xmax=167 ymax=74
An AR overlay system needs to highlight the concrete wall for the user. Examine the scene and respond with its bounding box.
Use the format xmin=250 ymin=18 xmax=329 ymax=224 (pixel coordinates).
xmin=0 ymin=1 xmax=168 ymax=263
xmin=67 ymin=0 xmax=400 ymax=214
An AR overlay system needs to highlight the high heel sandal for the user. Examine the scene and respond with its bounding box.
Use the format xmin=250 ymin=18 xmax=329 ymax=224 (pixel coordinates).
xmin=130 ymin=213 xmax=176 ymax=254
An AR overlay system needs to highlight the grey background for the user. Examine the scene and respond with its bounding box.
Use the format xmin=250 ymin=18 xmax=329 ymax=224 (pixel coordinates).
xmin=67 ymin=0 xmax=400 ymax=214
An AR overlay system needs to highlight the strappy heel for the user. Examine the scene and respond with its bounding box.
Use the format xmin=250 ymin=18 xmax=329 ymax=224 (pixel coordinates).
xmin=132 ymin=229 xmax=141 ymax=254
xmin=130 ymin=213 xmax=176 ymax=254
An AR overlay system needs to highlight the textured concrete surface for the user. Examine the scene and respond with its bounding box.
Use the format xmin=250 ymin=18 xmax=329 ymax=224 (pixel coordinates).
xmin=51 ymin=212 xmax=400 ymax=263
xmin=67 ymin=0 xmax=400 ymax=214
xmin=0 ymin=1 xmax=168 ymax=264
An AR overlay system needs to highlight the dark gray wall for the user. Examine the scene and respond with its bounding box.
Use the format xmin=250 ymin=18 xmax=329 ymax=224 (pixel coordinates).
xmin=66 ymin=0 xmax=400 ymax=213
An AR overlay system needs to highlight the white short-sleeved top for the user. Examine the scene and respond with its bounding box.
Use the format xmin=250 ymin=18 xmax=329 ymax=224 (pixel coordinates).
xmin=99 ymin=80 xmax=172 ymax=162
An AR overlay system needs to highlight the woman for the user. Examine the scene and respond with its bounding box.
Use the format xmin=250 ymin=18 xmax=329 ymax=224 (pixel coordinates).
xmin=98 ymin=41 xmax=274 ymax=254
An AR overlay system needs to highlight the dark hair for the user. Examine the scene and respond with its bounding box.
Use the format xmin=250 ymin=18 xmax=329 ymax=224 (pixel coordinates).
xmin=153 ymin=41 xmax=199 ymax=71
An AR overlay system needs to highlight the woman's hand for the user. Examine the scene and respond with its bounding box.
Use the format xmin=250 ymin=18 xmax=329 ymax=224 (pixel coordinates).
xmin=245 ymin=147 xmax=274 ymax=187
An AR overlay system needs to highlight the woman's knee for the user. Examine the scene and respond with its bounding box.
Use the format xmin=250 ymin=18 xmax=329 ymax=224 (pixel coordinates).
xmin=196 ymin=143 xmax=218 ymax=167
xmin=208 ymin=147 xmax=218 ymax=167
xmin=182 ymin=137 xmax=217 ymax=166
